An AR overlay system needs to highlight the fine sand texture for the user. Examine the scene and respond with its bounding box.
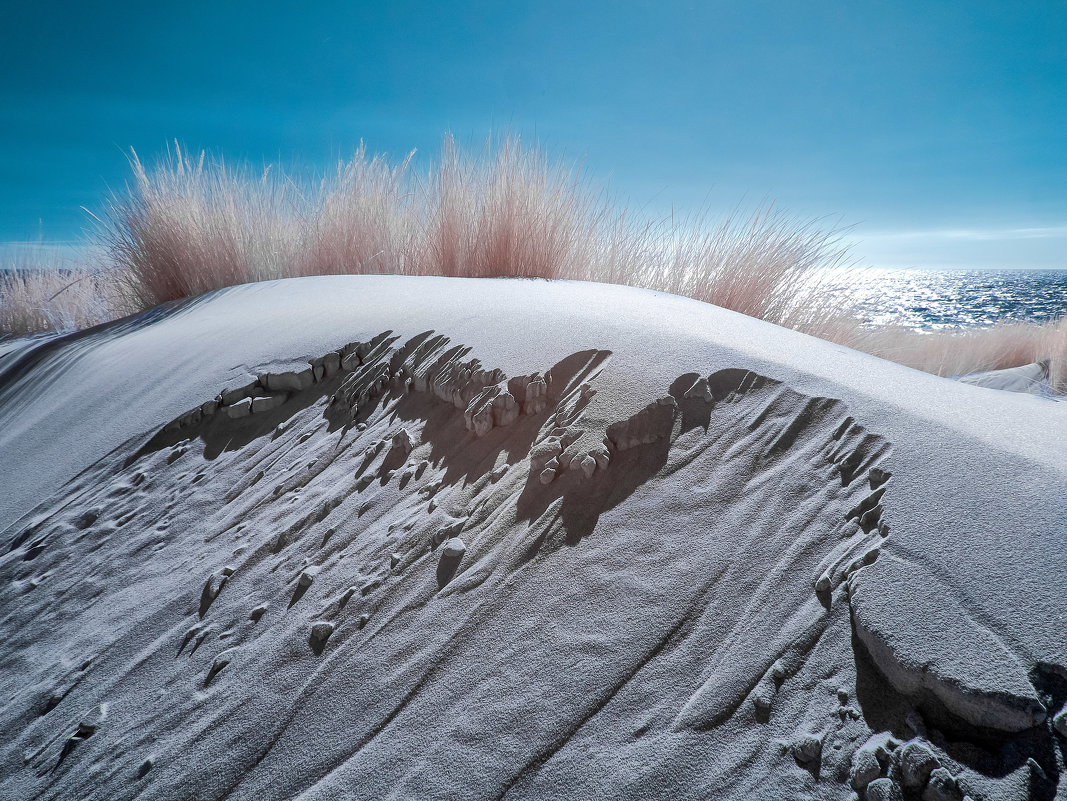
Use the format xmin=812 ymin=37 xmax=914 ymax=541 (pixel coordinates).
xmin=0 ymin=276 xmax=1064 ymax=801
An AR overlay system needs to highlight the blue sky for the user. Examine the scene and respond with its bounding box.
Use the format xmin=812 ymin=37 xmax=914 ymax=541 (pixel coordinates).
xmin=2 ymin=0 xmax=1065 ymax=268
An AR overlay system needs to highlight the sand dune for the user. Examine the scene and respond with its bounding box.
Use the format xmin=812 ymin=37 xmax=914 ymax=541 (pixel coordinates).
xmin=1 ymin=276 xmax=1064 ymax=800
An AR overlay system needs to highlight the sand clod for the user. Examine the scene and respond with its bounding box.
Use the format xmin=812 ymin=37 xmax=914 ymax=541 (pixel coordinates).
xmin=391 ymin=429 xmax=414 ymax=456
xmin=308 ymin=622 xmax=334 ymax=654
xmin=791 ymin=731 xmax=823 ymax=765
xmin=850 ymin=744 xmax=882 ymax=789
xmin=606 ymin=397 xmax=677 ymax=451
xmin=865 ymin=778 xmax=903 ymax=801
xmin=262 ymin=370 xmax=313 ymax=393
xmin=226 ymin=398 xmax=253 ymax=419
xmin=436 ymin=537 xmax=467 ymax=587
xmin=900 ymin=741 xmax=940 ymax=790
xmin=922 ymin=767 xmax=962 ymax=801
xmin=297 ymin=567 xmax=319 ymax=589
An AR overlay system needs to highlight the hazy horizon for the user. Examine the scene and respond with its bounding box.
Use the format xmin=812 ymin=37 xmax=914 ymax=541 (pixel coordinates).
xmin=3 ymin=1 xmax=1065 ymax=270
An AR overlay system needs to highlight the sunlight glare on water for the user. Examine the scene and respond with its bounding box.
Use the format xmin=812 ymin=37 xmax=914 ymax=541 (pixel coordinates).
xmin=829 ymin=268 xmax=1067 ymax=330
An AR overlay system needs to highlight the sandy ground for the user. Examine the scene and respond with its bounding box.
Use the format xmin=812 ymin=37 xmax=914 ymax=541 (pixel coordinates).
xmin=0 ymin=276 xmax=1064 ymax=801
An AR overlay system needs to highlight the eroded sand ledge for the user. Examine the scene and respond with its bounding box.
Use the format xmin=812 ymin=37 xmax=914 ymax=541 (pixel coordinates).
xmin=0 ymin=276 xmax=1064 ymax=801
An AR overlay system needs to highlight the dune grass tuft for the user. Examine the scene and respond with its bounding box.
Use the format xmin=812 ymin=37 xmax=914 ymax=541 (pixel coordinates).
xmin=1 ymin=135 xmax=1063 ymax=392
xmin=858 ymin=318 xmax=1067 ymax=390
xmin=0 ymin=248 xmax=135 ymax=336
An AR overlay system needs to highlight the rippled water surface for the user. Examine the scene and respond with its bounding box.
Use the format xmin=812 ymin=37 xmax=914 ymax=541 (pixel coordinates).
xmin=839 ymin=268 xmax=1067 ymax=330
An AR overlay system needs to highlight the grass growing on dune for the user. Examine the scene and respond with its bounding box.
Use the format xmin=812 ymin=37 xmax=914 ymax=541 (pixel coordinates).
xmin=0 ymin=249 xmax=135 ymax=335
xmin=1 ymin=135 xmax=1064 ymax=392
xmin=859 ymin=319 xmax=1067 ymax=391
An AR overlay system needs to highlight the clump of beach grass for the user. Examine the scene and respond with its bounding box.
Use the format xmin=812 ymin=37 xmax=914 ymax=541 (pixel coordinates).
xmin=0 ymin=247 xmax=135 ymax=335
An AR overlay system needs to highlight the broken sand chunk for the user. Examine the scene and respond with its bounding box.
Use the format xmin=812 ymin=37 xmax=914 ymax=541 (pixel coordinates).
xmin=433 ymin=517 xmax=467 ymax=545
xmin=442 ymin=537 xmax=466 ymax=559
xmin=463 ymin=393 xmax=496 ymax=437
xmin=226 ymin=398 xmax=253 ymax=419
xmin=262 ymin=370 xmax=313 ymax=393
xmin=683 ymin=377 xmax=713 ymax=403
xmin=251 ymin=394 xmax=286 ymax=414
xmin=849 ymin=744 xmax=882 ymax=789
xmin=606 ymin=397 xmax=677 ymax=451
xmin=899 ymin=741 xmax=940 ymax=790
xmin=297 ymin=566 xmax=320 ymax=590
xmin=865 ymin=778 xmax=902 ymax=801
xmin=530 ymin=439 xmax=563 ymax=472
xmin=491 ymin=391 xmax=519 ymax=427
xmin=791 ymin=731 xmax=822 ymax=764
xmin=391 ymin=429 xmax=414 ymax=456
xmin=509 ymin=373 xmax=548 ymax=415
xmin=309 ymin=622 xmax=334 ymax=654
xmin=578 ymin=454 xmax=597 ymax=479
xmin=537 ymin=455 xmax=561 ymax=485
xmin=921 ymin=767 xmax=962 ymax=801
xmin=322 ymin=352 xmax=341 ymax=377
xmin=436 ymin=537 xmax=467 ymax=587
xmin=220 ymin=385 xmax=256 ymax=406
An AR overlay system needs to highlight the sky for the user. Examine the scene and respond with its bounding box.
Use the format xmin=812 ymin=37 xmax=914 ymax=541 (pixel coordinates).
xmin=1 ymin=0 xmax=1065 ymax=269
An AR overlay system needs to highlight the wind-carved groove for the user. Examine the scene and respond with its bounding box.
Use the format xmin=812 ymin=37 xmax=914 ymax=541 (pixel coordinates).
xmin=609 ymin=369 xmax=899 ymax=739
xmin=497 ymin=607 xmax=698 ymax=799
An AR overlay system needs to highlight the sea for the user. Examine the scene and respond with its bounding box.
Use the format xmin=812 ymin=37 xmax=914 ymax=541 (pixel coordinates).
xmin=836 ymin=268 xmax=1067 ymax=330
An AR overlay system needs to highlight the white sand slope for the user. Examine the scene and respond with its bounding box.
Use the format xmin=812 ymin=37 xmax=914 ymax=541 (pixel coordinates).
xmin=0 ymin=276 xmax=1064 ymax=801
xmin=958 ymin=359 xmax=1053 ymax=395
